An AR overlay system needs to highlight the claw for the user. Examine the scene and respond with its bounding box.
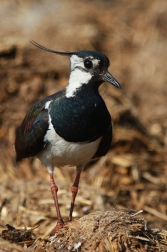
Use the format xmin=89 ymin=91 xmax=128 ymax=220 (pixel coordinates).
xmin=50 ymin=221 xmax=65 ymax=236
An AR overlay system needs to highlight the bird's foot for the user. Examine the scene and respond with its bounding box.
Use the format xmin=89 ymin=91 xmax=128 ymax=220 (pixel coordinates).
xmin=50 ymin=217 xmax=80 ymax=236
xmin=50 ymin=221 xmax=65 ymax=236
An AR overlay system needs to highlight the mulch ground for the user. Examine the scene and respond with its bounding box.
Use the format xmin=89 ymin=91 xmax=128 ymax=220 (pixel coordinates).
xmin=0 ymin=0 xmax=167 ymax=251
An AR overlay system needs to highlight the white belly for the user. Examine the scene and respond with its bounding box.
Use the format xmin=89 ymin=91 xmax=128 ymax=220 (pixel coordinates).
xmin=38 ymin=117 xmax=101 ymax=173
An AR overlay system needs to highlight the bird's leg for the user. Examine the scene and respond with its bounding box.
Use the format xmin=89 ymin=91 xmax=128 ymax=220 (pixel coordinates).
xmin=50 ymin=173 xmax=64 ymax=234
xmin=69 ymin=171 xmax=81 ymax=222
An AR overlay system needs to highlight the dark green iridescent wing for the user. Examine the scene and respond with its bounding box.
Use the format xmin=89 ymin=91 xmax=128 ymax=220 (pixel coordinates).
xmin=15 ymin=91 xmax=64 ymax=161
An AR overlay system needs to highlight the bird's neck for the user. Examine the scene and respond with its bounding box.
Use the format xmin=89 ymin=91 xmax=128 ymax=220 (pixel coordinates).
xmin=66 ymin=69 xmax=103 ymax=98
xmin=65 ymin=69 xmax=91 ymax=98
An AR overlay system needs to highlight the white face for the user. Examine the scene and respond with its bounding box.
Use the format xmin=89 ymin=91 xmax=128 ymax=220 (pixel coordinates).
xmin=70 ymin=54 xmax=100 ymax=71
xmin=66 ymin=55 xmax=100 ymax=98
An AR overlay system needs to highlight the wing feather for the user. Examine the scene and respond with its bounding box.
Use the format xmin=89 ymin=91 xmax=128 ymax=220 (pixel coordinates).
xmin=93 ymin=124 xmax=112 ymax=159
xmin=15 ymin=90 xmax=64 ymax=161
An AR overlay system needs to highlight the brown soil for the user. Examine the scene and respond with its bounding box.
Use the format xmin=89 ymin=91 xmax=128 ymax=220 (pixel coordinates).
xmin=0 ymin=0 xmax=167 ymax=251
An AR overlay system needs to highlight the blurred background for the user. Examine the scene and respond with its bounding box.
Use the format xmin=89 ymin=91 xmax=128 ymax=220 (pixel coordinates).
xmin=0 ymin=0 xmax=167 ymax=236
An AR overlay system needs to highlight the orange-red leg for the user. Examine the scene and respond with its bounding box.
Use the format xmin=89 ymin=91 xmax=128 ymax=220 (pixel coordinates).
xmin=69 ymin=171 xmax=81 ymax=222
xmin=50 ymin=173 xmax=64 ymax=235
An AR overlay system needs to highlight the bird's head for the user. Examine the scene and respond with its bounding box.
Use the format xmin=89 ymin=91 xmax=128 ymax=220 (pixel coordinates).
xmin=30 ymin=40 xmax=121 ymax=98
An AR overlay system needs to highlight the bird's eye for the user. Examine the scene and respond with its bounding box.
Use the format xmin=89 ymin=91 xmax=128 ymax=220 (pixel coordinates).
xmin=84 ymin=59 xmax=93 ymax=69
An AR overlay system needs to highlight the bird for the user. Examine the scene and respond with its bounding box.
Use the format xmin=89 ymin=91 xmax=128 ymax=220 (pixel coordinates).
xmin=15 ymin=40 xmax=121 ymax=235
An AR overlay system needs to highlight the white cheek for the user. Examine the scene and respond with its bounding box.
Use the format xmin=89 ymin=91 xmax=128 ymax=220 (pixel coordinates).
xmin=92 ymin=58 xmax=100 ymax=67
xmin=66 ymin=69 xmax=92 ymax=98
xmin=66 ymin=54 xmax=100 ymax=98
xmin=70 ymin=55 xmax=84 ymax=70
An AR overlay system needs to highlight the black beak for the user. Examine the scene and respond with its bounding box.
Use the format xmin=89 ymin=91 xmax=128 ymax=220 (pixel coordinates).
xmin=102 ymin=72 xmax=121 ymax=89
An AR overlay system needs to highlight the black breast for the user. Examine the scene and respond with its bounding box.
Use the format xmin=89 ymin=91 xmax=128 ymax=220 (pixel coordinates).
xmin=50 ymin=90 xmax=111 ymax=143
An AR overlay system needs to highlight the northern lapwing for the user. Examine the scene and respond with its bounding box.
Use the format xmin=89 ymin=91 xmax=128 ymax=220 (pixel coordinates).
xmin=15 ymin=40 xmax=121 ymax=234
